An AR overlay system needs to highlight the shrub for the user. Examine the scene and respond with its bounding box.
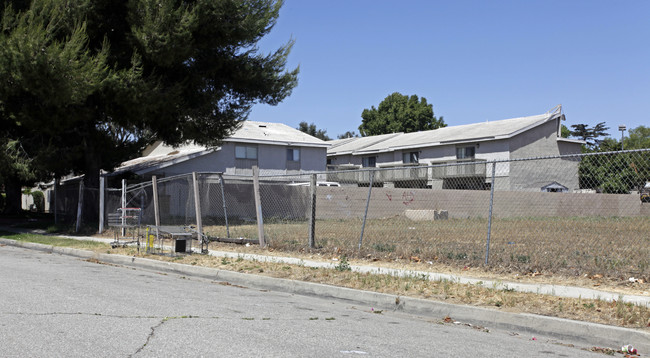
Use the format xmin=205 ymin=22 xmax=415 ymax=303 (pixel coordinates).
xmin=31 ymin=190 xmax=44 ymax=212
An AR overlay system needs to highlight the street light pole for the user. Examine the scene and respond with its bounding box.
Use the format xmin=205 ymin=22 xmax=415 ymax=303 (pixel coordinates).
xmin=619 ymin=125 xmax=626 ymax=151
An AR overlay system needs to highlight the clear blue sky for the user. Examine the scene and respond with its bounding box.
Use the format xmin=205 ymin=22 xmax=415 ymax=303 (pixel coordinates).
xmin=250 ymin=0 xmax=649 ymax=139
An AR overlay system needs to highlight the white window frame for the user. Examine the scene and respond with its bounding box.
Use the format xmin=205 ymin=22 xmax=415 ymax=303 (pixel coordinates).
xmin=402 ymin=151 xmax=419 ymax=164
xmin=362 ymin=156 xmax=377 ymax=168
xmin=286 ymin=148 xmax=300 ymax=162
xmin=235 ymin=145 xmax=258 ymax=160
xmin=456 ymin=146 xmax=475 ymax=160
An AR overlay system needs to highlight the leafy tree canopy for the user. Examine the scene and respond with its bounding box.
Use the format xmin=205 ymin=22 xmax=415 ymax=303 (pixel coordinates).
xmin=359 ymin=92 xmax=445 ymax=136
xmin=560 ymin=124 xmax=570 ymax=138
xmin=297 ymin=121 xmax=331 ymax=141
xmin=578 ymin=125 xmax=650 ymax=194
xmin=337 ymin=131 xmax=359 ymax=139
xmin=0 ymin=0 xmax=297 ymax=212
xmin=624 ymin=125 xmax=650 ymax=149
xmin=569 ymin=122 xmax=610 ymax=149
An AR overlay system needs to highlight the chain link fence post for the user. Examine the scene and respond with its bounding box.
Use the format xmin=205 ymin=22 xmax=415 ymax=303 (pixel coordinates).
xmin=358 ymin=169 xmax=375 ymax=251
xmin=75 ymin=179 xmax=84 ymax=233
xmin=308 ymin=173 xmax=317 ymax=248
xmin=485 ymin=160 xmax=496 ymax=265
xmin=99 ymin=175 xmax=105 ymax=234
xmin=252 ymin=166 xmax=266 ymax=247
xmin=192 ymin=172 xmax=204 ymax=248
xmin=218 ymin=173 xmax=230 ymax=238
xmin=121 ymin=179 xmax=127 ymax=236
xmin=152 ymin=175 xmax=160 ymax=253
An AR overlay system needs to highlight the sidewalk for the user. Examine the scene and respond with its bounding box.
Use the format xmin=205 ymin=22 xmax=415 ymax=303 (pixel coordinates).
xmin=3 ymin=226 xmax=648 ymax=306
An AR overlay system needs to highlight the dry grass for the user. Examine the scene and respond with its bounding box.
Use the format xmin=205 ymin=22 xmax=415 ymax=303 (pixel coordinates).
xmin=104 ymin=244 xmax=650 ymax=329
xmin=202 ymin=216 xmax=650 ymax=282
xmin=5 ymin=229 xmax=648 ymax=329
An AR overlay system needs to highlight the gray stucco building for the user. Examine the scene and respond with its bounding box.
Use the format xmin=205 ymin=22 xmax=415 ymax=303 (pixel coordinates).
xmin=327 ymin=106 xmax=584 ymax=191
xmin=111 ymin=121 xmax=329 ymax=178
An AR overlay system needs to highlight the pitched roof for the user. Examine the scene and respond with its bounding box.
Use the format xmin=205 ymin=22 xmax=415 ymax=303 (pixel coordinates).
xmin=110 ymin=120 xmax=328 ymax=175
xmin=328 ymin=109 xmax=563 ymax=156
xmin=225 ymin=121 xmax=330 ymax=147
xmin=327 ymin=133 xmax=402 ymax=156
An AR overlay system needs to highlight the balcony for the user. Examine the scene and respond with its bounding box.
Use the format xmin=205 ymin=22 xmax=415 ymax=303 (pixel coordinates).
xmin=430 ymin=158 xmax=487 ymax=179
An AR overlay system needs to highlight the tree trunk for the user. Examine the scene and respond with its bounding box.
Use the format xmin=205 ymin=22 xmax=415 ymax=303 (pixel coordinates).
xmin=3 ymin=174 xmax=23 ymax=214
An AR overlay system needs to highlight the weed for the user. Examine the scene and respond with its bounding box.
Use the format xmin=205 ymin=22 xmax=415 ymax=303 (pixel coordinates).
xmin=372 ymin=243 xmax=396 ymax=252
xmin=335 ymin=255 xmax=351 ymax=272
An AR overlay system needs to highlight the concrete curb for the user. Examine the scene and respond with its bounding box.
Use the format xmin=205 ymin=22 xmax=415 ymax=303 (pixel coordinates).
xmin=2 ymin=238 xmax=648 ymax=352
xmin=3 ymin=226 xmax=647 ymax=305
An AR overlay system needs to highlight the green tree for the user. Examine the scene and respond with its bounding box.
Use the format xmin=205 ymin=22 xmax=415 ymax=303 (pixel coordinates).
xmin=297 ymin=121 xmax=331 ymax=141
xmin=0 ymin=140 xmax=41 ymax=213
xmin=577 ymin=125 xmax=650 ymax=194
xmin=578 ymin=151 xmax=649 ymax=194
xmin=337 ymin=131 xmax=359 ymax=139
xmin=359 ymin=92 xmax=445 ymax=136
xmin=624 ymin=125 xmax=650 ymax=149
xmin=569 ymin=122 xmax=610 ymax=149
xmin=0 ymin=0 xmax=298 ymax=213
xmin=560 ymin=124 xmax=570 ymax=138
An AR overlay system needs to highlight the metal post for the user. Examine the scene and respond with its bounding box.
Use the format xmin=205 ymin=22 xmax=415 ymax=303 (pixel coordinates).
xmin=152 ymin=176 xmax=160 ymax=253
xmin=54 ymin=178 xmax=58 ymax=225
xmin=99 ymin=174 xmax=105 ymax=234
xmin=121 ymin=179 xmax=127 ymax=237
xmin=358 ymin=170 xmax=374 ymax=250
xmin=75 ymin=179 xmax=84 ymax=233
xmin=308 ymin=173 xmax=317 ymax=248
xmin=192 ymin=172 xmax=204 ymax=251
xmin=485 ymin=161 xmax=496 ymax=265
xmin=252 ymin=166 xmax=266 ymax=247
xmin=218 ymin=173 xmax=230 ymax=238
xmin=619 ymin=125 xmax=626 ymax=151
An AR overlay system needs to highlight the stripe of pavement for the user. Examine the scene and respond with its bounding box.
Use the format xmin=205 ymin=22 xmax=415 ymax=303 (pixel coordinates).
xmin=1 ymin=237 xmax=648 ymax=352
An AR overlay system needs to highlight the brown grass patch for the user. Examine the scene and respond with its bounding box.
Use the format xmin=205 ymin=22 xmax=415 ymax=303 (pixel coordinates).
xmin=99 ymin=243 xmax=650 ymax=329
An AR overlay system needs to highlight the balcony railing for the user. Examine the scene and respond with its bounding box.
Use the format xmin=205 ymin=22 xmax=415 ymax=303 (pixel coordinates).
xmin=326 ymin=159 xmax=488 ymax=185
xmin=430 ymin=158 xmax=487 ymax=179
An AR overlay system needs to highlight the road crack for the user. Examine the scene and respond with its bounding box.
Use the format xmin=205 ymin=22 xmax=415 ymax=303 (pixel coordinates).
xmin=130 ymin=315 xmax=202 ymax=357
xmin=131 ymin=318 xmax=167 ymax=357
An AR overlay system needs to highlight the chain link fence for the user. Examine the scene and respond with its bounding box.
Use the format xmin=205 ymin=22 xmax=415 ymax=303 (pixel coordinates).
xmin=102 ymin=149 xmax=650 ymax=279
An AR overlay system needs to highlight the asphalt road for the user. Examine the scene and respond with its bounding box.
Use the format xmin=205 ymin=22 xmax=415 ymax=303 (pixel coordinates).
xmin=0 ymin=245 xmax=602 ymax=357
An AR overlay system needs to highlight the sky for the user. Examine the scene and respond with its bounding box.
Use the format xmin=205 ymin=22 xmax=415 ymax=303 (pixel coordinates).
xmin=249 ymin=0 xmax=650 ymax=140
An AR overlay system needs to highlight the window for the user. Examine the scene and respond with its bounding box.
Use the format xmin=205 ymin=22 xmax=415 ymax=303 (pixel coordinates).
xmin=456 ymin=146 xmax=475 ymax=159
xmin=402 ymin=151 xmax=419 ymax=164
xmin=286 ymin=148 xmax=300 ymax=162
xmin=362 ymin=156 xmax=376 ymax=167
xmin=235 ymin=145 xmax=257 ymax=159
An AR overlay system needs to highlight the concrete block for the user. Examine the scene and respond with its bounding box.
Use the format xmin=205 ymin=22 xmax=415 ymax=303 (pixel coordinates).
xmin=405 ymin=209 xmax=448 ymax=221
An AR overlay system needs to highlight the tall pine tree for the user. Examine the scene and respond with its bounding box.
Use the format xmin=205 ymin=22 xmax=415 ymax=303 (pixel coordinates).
xmin=0 ymin=0 xmax=298 ymax=213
